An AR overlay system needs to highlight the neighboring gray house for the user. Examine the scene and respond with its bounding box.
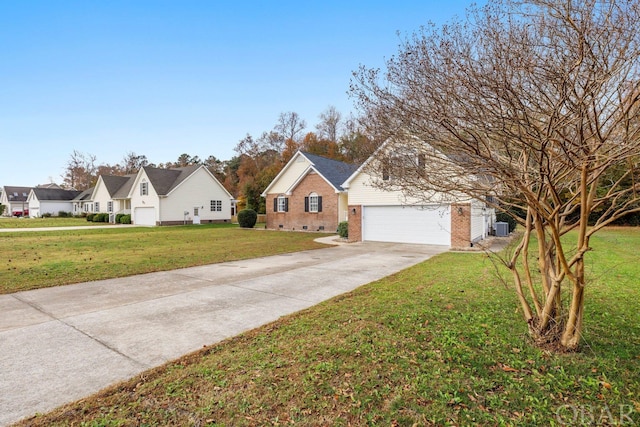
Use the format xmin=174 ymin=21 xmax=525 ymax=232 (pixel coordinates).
xmin=27 ymin=188 xmax=82 ymax=217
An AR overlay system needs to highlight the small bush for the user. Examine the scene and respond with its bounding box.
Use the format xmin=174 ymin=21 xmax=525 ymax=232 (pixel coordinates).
xmin=86 ymin=213 xmax=95 ymax=222
xmin=58 ymin=211 xmax=70 ymax=217
xmin=237 ymin=209 xmax=257 ymax=228
xmin=115 ymin=213 xmax=124 ymax=224
xmin=0 ymin=204 xmax=5 ymax=216
xmin=495 ymin=210 xmax=517 ymax=233
xmin=337 ymin=221 xmax=349 ymax=238
xmin=120 ymin=214 xmax=131 ymax=224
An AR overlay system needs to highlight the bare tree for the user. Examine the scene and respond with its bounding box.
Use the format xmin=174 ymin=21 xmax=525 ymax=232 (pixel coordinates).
xmin=351 ymin=0 xmax=640 ymax=351
xmin=121 ymin=152 xmax=149 ymax=174
xmin=61 ymin=150 xmax=97 ymax=191
xmin=316 ymin=105 xmax=342 ymax=143
xmin=274 ymin=111 xmax=306 ymax=142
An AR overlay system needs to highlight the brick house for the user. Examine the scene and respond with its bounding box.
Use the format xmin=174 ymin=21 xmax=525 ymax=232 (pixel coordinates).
xmin=261 ymin=151 xmax=359 ymax=232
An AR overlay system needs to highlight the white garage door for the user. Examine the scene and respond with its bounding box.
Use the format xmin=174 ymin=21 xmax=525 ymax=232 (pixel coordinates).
xmin=363 ymin=205 xmax=451 ymax=245
xmin=134 ymin=207 xmax=156 ymax=226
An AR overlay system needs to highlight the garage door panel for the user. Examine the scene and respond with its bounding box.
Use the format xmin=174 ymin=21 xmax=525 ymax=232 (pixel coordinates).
xmin=134 ymin=207 xmax=156 ymax=226
xmin=363 ymin=205 xmax=450 ymax=245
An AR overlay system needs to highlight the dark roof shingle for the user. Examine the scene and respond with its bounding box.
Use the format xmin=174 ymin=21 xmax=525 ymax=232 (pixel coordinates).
xmin=301 ymin=152 xmax=359 ymax=191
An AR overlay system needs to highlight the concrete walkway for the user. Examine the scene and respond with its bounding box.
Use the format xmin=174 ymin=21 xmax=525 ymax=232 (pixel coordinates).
xmin=0 ymin=241 xmax=447 ymax=426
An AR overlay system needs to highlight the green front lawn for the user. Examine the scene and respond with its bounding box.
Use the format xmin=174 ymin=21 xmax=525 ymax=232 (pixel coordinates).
xmin=0 ymin=224 xmax=327 ymax=294
xmin=18 ymin=227 xmax=640 ymax=426
xmin=0 ymin=217 xmax=104 ymax=228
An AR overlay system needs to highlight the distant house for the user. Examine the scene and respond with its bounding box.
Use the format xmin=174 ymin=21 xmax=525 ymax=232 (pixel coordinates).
xmin=76 ymin=165 xmax=233 ymax=225
xmin=72 ymin=187 xmax=95 ymax=216
xmin=90 ymin=174 xmax=136 ymax=222
xmin=0 ymin=186 xmax=32 ymax=217
xmin=129 ymin=165 xmax=233 ymax=225
xmin=261 ymin=151 xmax=359 ymax=232
xmin=27 ymin=188 xmax=82 ymax=217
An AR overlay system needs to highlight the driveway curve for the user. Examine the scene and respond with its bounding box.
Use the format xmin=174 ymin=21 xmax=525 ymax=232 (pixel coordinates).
xmin=0 ymin=240 xmax=447 ymax=426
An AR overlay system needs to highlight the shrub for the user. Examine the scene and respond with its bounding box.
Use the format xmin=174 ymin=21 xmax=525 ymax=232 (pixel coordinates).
xmin=86 ymin=213 xmax=95 ymax=222
xmin=120 ymin=214 xmax=131 ymax=224
xmin=115 ymin=213 xmax=124 ymax=224
xmin=0 ymin=204 xmax=5 ymax=216
xmin=42 ymin=212 xmax=52 ymax=218
xmin=495 ymin=210 xmax=517 ymax=233
xmin=337 ymin=221 xmax=349 ymax=238
xmin=237 ymin=209 xmax=257 ymax=228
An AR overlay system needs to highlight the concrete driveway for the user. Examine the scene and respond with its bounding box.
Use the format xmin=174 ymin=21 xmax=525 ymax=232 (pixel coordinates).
xmin=0 ymin=240 xmax=447 ymax=426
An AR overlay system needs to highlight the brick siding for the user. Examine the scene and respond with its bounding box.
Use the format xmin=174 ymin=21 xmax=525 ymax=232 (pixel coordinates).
xmin=450 ymin=203 xmax=471 ymax=248
xmin=265 ymin=172 xmax=339 ymax=232
xmin=347 ymin=205 xmax=362 ymax=242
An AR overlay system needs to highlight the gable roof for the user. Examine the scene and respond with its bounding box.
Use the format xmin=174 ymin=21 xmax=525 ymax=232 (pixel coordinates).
xmin=74 ymin=187 xmax=94 ymax=201
xmin=3 ymin=186 xmax=32 ymax=202
xmin=142 ymin=164 xmax=201 ymax=196
xmin=261 ymin=151 xmax=359 ymax=196
xmin=100 ymin=175 xmax=134 ymax=197
xmin=299 ymin=152 xmax=359 ymax=192
xmin=31 ymin=188 xmax=82 ymax=201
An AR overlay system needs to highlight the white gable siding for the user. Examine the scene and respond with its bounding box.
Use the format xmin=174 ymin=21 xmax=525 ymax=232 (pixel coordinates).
xmin=159 ymin=168 xmax=231 ymax=223
xmin=267 ymin=156 xmax=311 ymax=195
xmin=347 ymin=170 xmax=425 ymax=205
xmin=92 ymin=178 xmax=113 ymax=213
xmin=130 ymin=170 xmax=161 ymax=224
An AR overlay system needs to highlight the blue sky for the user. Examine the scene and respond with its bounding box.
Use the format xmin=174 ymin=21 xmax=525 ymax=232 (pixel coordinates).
xmin=1 ymin=1 xmax=480 ymax=187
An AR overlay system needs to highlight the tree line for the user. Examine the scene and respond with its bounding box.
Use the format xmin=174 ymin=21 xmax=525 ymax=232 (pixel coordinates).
xmin=60 ymin=107 xmax=379 ymax=212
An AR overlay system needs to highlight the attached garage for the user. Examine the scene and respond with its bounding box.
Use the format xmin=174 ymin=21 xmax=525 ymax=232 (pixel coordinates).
xmin=362 ymin=205 xmax=451 ymax=246
xmin=134 ymin=207 xmax=156 ymax=226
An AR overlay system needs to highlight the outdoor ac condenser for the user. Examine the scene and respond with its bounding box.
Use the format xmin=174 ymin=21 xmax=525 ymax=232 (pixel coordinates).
xmin=495 ymin=222 xmax=509 ymax=237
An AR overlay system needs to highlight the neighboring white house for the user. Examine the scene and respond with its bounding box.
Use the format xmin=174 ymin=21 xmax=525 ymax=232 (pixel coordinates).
xmin=27 ymin=188 xmax=82 ymax=217
xmin=110 ymin=165 xmax=231 ymax=226
xmin=341 ymin=143 xmax=495 ymax=248
xmin=0 ymin=186 xmax=32 ymax=217
xmin=90 ymin=174 xmax=135 ymax=222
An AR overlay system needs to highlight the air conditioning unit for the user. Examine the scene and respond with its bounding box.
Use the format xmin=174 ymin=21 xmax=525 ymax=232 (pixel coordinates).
xmin=495 ymin=222 xmax=509 ymax=237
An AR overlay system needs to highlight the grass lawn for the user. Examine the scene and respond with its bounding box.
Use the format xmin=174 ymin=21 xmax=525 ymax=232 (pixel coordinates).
xmin=0 ymin=217 xmax=107 ymax=228
xmin=0 ymin=223 xmax=326 ymax=294
xmin=17 ymin=227 xmax=639 ymax=426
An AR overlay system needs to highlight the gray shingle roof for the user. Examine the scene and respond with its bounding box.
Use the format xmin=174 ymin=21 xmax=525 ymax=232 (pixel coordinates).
xmin=32 ymin=188 xmax=82 ymax=201
xmin=101 ymin=175 xmax=132 ymax=197
xmin=3 ymin=186 xmax=32 ymax=202
xmin=301 ymin=152 xmax=359 ymax=191
xmin=143 ymin=165 xmax=201 ymax=195
xmin=74 ymin=187 xmax=94 ymax=201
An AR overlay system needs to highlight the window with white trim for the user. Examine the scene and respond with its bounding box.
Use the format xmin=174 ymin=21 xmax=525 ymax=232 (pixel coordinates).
xmin=107 ymin=201 xmax=113 ymax=212
xmin=277 ymin=195 xmax=287 ymax=212
xmin=140 ymin=182 xmax=148 ymax=195
xmin=309 ymin=193 xmax=319 ymax=212
xmin=210 ymin=200 xmax=222 ymax=212
xmin=95 ymin=202 xmax=100 ymax=212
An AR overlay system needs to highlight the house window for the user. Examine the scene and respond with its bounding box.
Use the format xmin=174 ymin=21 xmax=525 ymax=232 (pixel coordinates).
xmin=304 ymin=193 xmax=322 ymax=213
xmin=309 ymin=193 xmax=318 ymax=212
xmin=194 ymin=207 xmax=199 ymax=216
xmin=107 ymin=201 xmax=113 ymax=212
xmin=140 ymin=182 xmax=148 ymax=196
xmin=210 ymin=200 xmax=222 ymax=212
xmin=95 ymin=202 xmax=100 ymax=212
xmin=275 ymin=195 xmax=288 ymax=212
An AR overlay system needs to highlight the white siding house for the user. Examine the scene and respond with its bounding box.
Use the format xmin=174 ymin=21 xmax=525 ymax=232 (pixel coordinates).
xmin=128 ymin=165 xmax=233 ymax=226
xmin=342 ymin=143 xmax=494 ymax=248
